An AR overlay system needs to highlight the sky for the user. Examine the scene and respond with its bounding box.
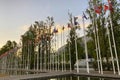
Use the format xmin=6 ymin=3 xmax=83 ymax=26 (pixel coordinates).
xmin=0 ymin=0 xmax=89 ymax=48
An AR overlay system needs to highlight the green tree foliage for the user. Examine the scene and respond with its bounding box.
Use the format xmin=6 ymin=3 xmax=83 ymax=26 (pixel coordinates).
xmin=65 ymin=13 xmax=84 ymax=70
xmin=21 ymin=16 xmax=54 ymax=69
xmin=0 ymin=40 xmax=17 ymax=55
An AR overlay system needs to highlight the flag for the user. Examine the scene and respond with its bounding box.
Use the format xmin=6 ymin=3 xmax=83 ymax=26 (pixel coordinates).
xmin=53 ymin=28 xmax=58 ymax=33
xmin=68 ymin=23 xmax=71 ymax=28
xmin=94 ymin=5 xmax=102 ymax=14
xmin=74 ymin=17 xmax=78 ymax=25
xmin=108 ymin=0 xmax=111 ymax=3
xmin=62 ymin=26 xmax=65 ymax=30
xmin=108 ymin=0 xmax=113 ymax=12
xmin=83 ymin=12 xmax=88 ymax=20
xmin=104 ymin=5 xmax=109 ymax=12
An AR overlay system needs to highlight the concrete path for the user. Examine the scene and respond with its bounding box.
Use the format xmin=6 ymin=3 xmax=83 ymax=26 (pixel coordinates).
xmin=0 ymin=71 xmax=120 ymax=80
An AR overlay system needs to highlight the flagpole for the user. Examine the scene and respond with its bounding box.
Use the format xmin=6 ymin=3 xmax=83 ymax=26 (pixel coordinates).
xmin=52 ymin=43 xmax=54 ymax=71
xmin=63 ymin=28 xmax=66 ymax=71
xmin=73 ymin=15 xmax=79 ymax=73
xmin=34 ymin=45 xmax=36 ymax=71
xmin=53 ymin=36 xmax=55 ymax=71
xmin=40 ymin=43 xmax=43 ymax=71
xmin=23 ymin=45 xmax=25 ymax=73
xmin=94 ymin=18 xmax=103 ymax=74
xmin=82 ymin=13 xmax=89 ymax=73
xmin=90 ymin=6 xmax=100 ymax=73
xmin=106 ymin=21 xmax=116 ymax=74
xmin=61 ymin=30 xmax=64 ymax=72
xmin=29 ymin=41 xmax=33 ymax=69
xmin=68 ymin=27 xmax=72 ymax=72
xmin=27 ymin=41 xmax=30 ymax=72
xmin=109 ymin=15 xmax=120 ymax=75
xmin=55 ymin=33 xmax=58 ymax=71
xmin=50 ymin=50 xmax=51 ymax=71
xmin=56 ymin=33 xmax=59 ymax=71
xmin=57 ymin=33 xmax=60 ymax=71
xmin=107 ymin=0 xmax=120 ymax=75
xmin=21 ymin=44 xmax=25 ymax=72
xmin=44 ymin=43 xmax=47 ymax=71
xmin=75 ymin=29 xmax=79 ymax=73
xmin=49 ymin=35 xmax=52 ymax=72
xmin=90 ymin=0 xmax=103 ymax=74
xmin=37 ymin=43 xmax=39 ymax=71
xmin=93 ymin=25 xmax=101 ymax=74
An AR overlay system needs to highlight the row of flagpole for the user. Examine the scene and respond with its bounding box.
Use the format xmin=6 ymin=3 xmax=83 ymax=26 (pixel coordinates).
xmin=88 ymin=0 xmax=103 ymax=74
xmin=0 ymin=0 xmax=120 ymax=76
xmin=88 ymin=0 xmax=120 ymax=75
xmin=0 ymin=47 xmax=20 ymax=75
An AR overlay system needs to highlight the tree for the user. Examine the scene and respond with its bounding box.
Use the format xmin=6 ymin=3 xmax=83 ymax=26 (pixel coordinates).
xmin=0 ymin=40 xmax=17 ymax=56
xmin=65 ymin=13 xmax=84 ymax=70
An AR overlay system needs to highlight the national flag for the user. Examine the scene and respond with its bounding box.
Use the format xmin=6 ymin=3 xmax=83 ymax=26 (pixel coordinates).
xmin=94 ymin=5 xmax=102 ymax=14
xmin=104 ymin=5 xmax=109 ymax=11
xmin=62 ymin=26 xmax=65 ymax=30
xmin=74 ymin=17 xmax=78 ymax=25
xmin=68 ymin=23 xmax=71 ymax=28
xmin=107 ymin=0 xmax=113 ymax=12
xmin=53 ymin=28 xmax=58 ymax=33
xmin=83 ymin=12 xmax=88 ymax=20
xmin=108 ymin=0 xmax=111 ymax=3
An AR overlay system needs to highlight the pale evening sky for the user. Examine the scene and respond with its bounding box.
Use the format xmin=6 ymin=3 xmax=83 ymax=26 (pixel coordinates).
xmin=0 ymin=0 xmax=89 ymax=48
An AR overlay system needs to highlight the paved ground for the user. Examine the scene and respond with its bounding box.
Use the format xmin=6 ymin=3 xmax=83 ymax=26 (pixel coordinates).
xmin=0 ymin=71 xmax=120 ymax=80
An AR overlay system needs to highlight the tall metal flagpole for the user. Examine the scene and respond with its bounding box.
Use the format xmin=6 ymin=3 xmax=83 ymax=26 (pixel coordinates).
xmin=55 ymin=32 xmax=58 ymax=71
xmin=50 ymin=50 xmax=51 ymax=71
xmin=23 ymin=45 xmax=25 ymax=73
xmin=93 ymin=25 xmax=101 ymax=74
xmin=68 ymin=11 xmax=73 ymax=72
xmin=34 ymin=46 xmax=36 ymax=70
xmin=106 ymin=21 xmax=116 ymax=74
xmin=25 ymin=45 xmax=27 ymax=72
xmin=109 ymin=16 xmax=120 ymax=75
xmin=68 ymin=27 xmax=72 ymax=72
xmin=95 ymin=19 xmax=103 ymax=74
xmin=74 ymin=27 xmax=79 ymax=73
xmin=53 ymin=50 xmax=55 ymax=71
xmin=27 ymin=42 xmax=30 ymax=72
xmin=107 ymin=0 xmax=120 ymax=75
xmin=63 ymin=27 xmax=67 ymax=71
xmin=49 ymin=34 xmax=52 ymax=71
xmin=37 ymin=43 xmax=39 ymax=71
xmin=57 ymin=33 xmax=60 ymax=71
xmin=90 ymin=0 xmax=103 ymax=74
xmin=89 ymin=0 xmax=101 ymax=73
xmin=90 ymin=5 xmax=101 ymax=73
xmin=44 ymin=44 xmax=47 ymax=71
xmin=52 ymin=33 xmax=55 ymax=71
xmin=63 ymin=28 xmax=66 ymax=71
xmin=82 ymin=13 xmax=89 ymax=73
xmin=61 ymin=30 xmax=64 ymax=72
xmin=56 ymin=33 xmax=59 ymax=71
xmin=30 ymin=42 xmax=32 ymax=71
xmin=51 ymin=39 xmax=54 ymax=71
xmin=88 ymin=0 xmax=102 ymax=74
xmin=41 ymin=32 xmax=43 ymax=71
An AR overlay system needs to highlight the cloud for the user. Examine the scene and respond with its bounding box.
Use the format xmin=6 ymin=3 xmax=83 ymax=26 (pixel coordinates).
xmin=20 ymin=25 xmax=29 ymax=31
